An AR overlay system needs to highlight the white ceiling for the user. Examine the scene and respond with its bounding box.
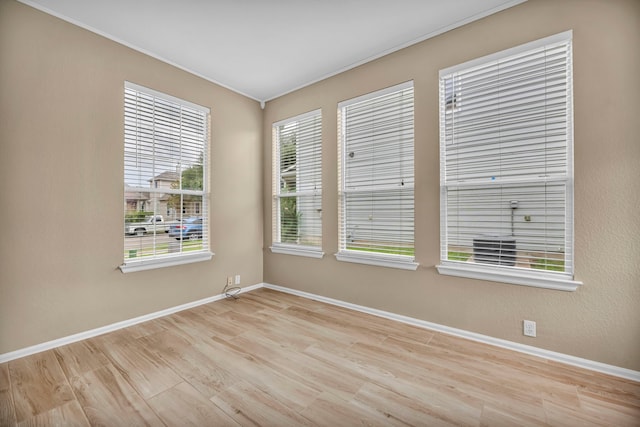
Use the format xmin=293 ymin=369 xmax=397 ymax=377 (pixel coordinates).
xmin=20 ymin=0 xmax=525 ymax=102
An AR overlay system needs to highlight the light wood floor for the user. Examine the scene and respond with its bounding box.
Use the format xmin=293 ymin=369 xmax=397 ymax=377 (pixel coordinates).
xmin=1 ymin=288 xmax=639 ymax=426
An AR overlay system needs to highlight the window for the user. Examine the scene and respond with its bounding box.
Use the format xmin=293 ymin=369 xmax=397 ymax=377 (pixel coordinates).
xmin=120 ymin=82 xmax=212 ymax=273
xmin=437 ymin=31 xmax=582 ymax=291
xmin=337 ymin=82 xmax=418 ymax=270
xmin=271 ymin=109 xmax=323 ymax=258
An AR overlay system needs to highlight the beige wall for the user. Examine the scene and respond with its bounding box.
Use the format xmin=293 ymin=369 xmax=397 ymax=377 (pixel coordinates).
xmin=263 ymin=0 xmax=640 ymax=370
xmin=0 ymin=1 xmax=263 ymax=353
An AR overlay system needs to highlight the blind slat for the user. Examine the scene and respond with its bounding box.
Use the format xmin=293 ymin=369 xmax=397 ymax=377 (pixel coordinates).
xmin=439 ymin=33 xmax=573 ymax=276
xmin=123 ymin=82 xmax=209 ymax=263
xmin=339 ymin=83 xmax=415 ymax=258
xmin=273 ymin=110 xmax=323 ymax=248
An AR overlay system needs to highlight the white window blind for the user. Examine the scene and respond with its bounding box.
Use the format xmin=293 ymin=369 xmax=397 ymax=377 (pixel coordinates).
xmin=437 ymin=31 xmax=581 ymax=290
xmin=337 ymin=82 xmax=417 ymax=270
xmin=121 ymin=82 xmax=211 ymax=272
xmin=271 ymin=109 xmax=323 ymax=258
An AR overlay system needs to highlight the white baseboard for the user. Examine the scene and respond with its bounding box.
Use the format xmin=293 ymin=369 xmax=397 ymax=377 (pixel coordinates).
xmin=263 ymin=283 xmax=640 ymax=382
xmin=0 ymin=283 xmax=262 ymax=364
xmin=3 ymin=281 xmax=638 ymax=383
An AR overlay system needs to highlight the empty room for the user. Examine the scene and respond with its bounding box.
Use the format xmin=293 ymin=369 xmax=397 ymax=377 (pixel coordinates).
xmin=1 ymin=0 xmax=639 ymax=425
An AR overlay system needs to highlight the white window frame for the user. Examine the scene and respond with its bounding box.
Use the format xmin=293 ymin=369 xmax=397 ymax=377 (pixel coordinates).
xmin=120 ymin=82 xmax=213 ymax=273
xmin=336 ymin=82 xmax=418 ymax=270
xmin=270 ymin=109 xmax=324 ymax=258
xmin=436 ymin=31 xmax=582 ymax=291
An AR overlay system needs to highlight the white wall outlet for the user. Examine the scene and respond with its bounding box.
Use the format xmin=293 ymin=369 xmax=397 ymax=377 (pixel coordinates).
xmin=523 ymin=320 xmax=536 ymax=337
xmin=234 ymin=275 xmax=241 ymax=285
xmin=226 ymin=276 xmax=233 ymax=287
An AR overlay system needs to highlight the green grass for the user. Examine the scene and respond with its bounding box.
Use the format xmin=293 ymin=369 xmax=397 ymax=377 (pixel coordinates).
xmin=530 ymin=257 xmax=565 ymax=272
xmin=347 ymin=245 xmax=414 ymax=257
xmin=448 ymin=251 xmax=471 ymax=262
xmin=125 ymin=239 xmax=204 ymax=259
xmin=447 ymin=249 xmax=565 ymax=272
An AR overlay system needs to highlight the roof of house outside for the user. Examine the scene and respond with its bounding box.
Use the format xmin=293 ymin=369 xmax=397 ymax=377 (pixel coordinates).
xmin=151 ymin=171 xmax=179 ymax=182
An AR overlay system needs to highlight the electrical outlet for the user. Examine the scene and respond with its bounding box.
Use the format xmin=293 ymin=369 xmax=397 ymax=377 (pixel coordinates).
xmin=226 ymin=276 xmax=233 ymax=287
xmin=234 ymin=275 xmax=241 ymax=285
xmin=523 ymin=320 xmax=536 ymax=337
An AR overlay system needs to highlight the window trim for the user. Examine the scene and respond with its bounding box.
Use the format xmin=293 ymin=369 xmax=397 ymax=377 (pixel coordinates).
xmin=335 ymin=250 xmax=418 ymax=271
xmin=270 ymin=109 xmax=324 ymax=259
xmin=120 ymin=82 xmax=212 ymax=272
xmin=436 ymin=263 xmax=581 ymax=291
xmin=336 ymin=81 xmax=418 ymax=271
xmin=119 ymin=251 xmax=214 ymax=273
xmin=270 ymin=243 xmax=324 ymax=259
xmin=436 ymin=30 xmax=582 ymax=291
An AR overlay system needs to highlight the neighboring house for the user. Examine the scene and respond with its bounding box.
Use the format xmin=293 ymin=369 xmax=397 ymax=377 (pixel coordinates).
xmin=125 ymin=171 xmax=202 ymax=219
xmin=149 ymin=171 xmax=179 ymax=220
xmin=124 ymin=185 xmax=149 ymax=212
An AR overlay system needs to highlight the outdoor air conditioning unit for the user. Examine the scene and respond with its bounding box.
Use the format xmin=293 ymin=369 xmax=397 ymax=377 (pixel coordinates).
xmin=473 ymin=235 xmax=516 ymax=266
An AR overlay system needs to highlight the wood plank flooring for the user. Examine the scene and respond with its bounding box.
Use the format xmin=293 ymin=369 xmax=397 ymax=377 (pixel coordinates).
xmin=1 ymin=288 xmax=638 ymax=426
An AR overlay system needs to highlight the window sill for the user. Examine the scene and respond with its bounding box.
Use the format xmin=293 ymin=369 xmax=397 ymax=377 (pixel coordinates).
xmin=436 ymin=262 xmax=582 ymax=291
xmin=119 ymin=251 xmax=214 ymax=273
xmin=336 ymin=250 xmax=419 ymax=271
xmin=270 ymin=244 xmax=324 ymax=259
